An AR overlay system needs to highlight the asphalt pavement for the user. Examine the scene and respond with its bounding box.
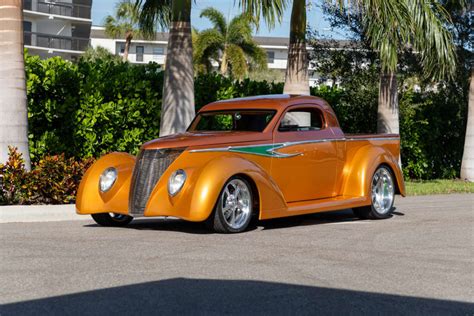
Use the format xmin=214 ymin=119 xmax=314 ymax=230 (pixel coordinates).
xmin=1 ymin=194 xmax=473 ymax=315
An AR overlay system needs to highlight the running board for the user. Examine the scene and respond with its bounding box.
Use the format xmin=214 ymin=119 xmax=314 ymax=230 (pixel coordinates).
xmin=260 ymin=196 xmax=370 ymax=220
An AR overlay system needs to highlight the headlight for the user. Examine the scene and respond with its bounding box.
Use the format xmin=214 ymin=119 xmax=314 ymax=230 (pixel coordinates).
xmin=168 ymin=169 xmax=186 ymax=196
xmin=99 ymin=167 xmax=117 ymax=192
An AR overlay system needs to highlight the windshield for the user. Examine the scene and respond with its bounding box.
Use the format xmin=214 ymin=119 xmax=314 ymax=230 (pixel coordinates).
xmin=188 ymin=110 xmax=276 ymax=132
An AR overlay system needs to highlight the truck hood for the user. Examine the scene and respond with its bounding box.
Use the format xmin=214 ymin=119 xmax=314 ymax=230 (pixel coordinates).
xmin=142 ymin=131 xmax=272 ymax=150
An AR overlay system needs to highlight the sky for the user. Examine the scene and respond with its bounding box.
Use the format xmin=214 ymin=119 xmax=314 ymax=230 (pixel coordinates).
xmin=92 ymin=0 xmax=348 ymax=39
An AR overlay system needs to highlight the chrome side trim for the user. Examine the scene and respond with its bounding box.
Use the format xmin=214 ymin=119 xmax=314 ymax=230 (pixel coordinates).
xmin=188 ymin=136 xmax=399 ymax=157
xmin=345 ymin=137 xmax=399 ymax=141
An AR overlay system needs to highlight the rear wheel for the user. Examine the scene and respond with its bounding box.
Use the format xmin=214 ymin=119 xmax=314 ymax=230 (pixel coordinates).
xmin=91 ymin=213 xmax=133 ymax=227
xmin=353 ymin=165 xmax=395 ymax=219
xmin=208 ymin=177 xmax=253 ymax=233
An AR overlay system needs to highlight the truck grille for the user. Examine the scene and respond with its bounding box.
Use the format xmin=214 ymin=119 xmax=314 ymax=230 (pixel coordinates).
xmin=129 ymin=148 xmax=184 ymax=216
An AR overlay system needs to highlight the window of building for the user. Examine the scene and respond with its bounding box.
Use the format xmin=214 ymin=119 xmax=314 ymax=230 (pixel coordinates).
xmin=24 ymin=0 xmax=32 ymax=10
xmin=267 ymin=51 xmax=275 ymax=63
xmin=153 ymin=47 xmax=164 ymax=60
xmin=279 ymin=108 xmax=324 ymax=132
xmin=136 ymin=45 xmax=144 ymax=62
xmin=117 ymin=43 xmax=125 ymax=55
xmin=23 ymin=21 xmax=32 ymax=45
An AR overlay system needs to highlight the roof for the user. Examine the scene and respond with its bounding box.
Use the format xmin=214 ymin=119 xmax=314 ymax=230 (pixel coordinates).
xmin=199 ymin=94 xmax=332 ymax=112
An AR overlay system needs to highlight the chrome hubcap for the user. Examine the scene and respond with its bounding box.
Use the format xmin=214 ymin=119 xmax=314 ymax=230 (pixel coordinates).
xmin=221 ymin=179 xmax=252 ymax=230
xmin=371 ymin=168 xmax=394 ymax=214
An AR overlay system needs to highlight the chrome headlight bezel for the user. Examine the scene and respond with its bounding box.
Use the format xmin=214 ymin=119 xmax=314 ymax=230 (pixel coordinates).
xmin=168 ymin=169 xmax=186 ymax=196
xmin=99 ymin=167 xmax=118 ymax=193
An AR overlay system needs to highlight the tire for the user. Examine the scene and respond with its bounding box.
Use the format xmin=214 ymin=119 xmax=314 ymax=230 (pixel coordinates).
xmin=91 ymin=213 xmax=133 ymax=227
xmin=208 ymin=176 xmax=254 ymax=233
xmin=353 ymin=165 xmax=395 ymax=220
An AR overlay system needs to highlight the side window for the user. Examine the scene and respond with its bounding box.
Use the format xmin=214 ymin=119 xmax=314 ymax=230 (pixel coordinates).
xmin=279 ymin=108 xmax=324 ymax=132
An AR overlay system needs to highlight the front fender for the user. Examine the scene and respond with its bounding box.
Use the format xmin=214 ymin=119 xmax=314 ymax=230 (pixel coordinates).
xmin=76 ymin=152 xmax=135 ymax=215
xmin=144 ymin=152 xmax=287 ymax=221
xmin=341 ymin=145 xmax=406 ymax=198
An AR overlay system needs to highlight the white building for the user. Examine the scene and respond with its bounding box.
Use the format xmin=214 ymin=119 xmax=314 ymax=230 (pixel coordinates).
xmin=23 ymin=0 xmax=93 ymax=61
xmin=91 ymin=26 xmax=351 ymax=86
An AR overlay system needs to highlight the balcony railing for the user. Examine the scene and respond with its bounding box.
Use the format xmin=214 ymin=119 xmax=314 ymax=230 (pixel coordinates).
xmin=24 ymin=31 xmax=90 ymax=52
xmin=24 ymin=1 xmax=92 ymax=20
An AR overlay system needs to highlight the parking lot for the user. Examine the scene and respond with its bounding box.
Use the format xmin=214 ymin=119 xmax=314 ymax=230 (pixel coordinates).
xmin=1 ymin=194 xmax=473 ymax=315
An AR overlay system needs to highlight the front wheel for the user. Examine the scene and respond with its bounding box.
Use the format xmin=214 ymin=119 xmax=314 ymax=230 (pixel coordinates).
xmin=353 ymin=165 xmax=395 ymax=220
xmin=208 ymin=177 xmax=254 ymax=233
xmin=91 ymin=213 xmax=133 ymax=227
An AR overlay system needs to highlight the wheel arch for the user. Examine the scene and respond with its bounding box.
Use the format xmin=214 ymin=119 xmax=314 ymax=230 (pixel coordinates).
xmin=377 ymin=162 xmax=403 ymax=195
xmin=188 ymin=154 xmax=287 ymax=221
xmin=341 ymin=145 xmax=406 ymax=198
xmin=233 ymin=173 xmax=261 ymax=218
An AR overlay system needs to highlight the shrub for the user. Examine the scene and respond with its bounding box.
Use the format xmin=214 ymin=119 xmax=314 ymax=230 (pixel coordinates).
xmin=0 ymin=147 xmax=28 ymax=204
xmin=26 ymin=53 xmax=163 ymax=159
xmin=0 ymin=147 xmax=94 ymax=205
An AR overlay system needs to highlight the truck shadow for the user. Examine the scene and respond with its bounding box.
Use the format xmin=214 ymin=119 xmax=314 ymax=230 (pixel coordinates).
xmin=1 ymin=278 xmax=471 ymax=315
xmin=84 ymin=209 xmax=403 ymax=234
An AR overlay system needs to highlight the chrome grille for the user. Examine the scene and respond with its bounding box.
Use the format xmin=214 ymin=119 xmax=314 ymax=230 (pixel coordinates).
xmin=129 ymin=148 xmax=184 ymax=216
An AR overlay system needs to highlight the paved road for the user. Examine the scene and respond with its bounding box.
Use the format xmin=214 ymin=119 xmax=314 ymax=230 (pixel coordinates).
xmin=1 ymin=194 xmax=473 ymax=315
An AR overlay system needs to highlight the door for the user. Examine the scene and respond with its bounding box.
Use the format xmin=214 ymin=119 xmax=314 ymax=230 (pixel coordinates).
xmin=270 ymin=105 xmax=338 ymax=202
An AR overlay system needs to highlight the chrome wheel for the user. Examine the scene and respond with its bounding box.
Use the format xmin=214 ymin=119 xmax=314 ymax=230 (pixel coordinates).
xmin=220 ymin=179 xmax=252 ymax=230
xmin=371 ymin=167 xmax=394 ymax=215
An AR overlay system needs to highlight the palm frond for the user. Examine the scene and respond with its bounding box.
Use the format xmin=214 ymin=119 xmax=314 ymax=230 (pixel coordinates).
xmin=333 ymin=0 xmax=457 ymax=79
xmin=104 ymin=15 xmax=122 ymax=38
xmin=200 ymin=7 xmax=227 ymax=35
xmin=134 ymin=0 xmax=171 ymax=37
xmin=227 ymin=13 xmax=253 ymax=44
xmin=237 ymin=0 xmax=288 ymax=30
xmin=406 ymin=0 xmax=456 ymax=80
xmin=240 ymin=41 xmax=267 ymax=70
xmin=194 ymin=29 xmax=225 ymax=61
xmin=226 ymin=43 xmax=248 ymax=79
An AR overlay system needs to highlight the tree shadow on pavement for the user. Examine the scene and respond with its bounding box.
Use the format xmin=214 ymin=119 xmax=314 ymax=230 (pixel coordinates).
xmin=1 ymin=278 xmax=471 ymax=315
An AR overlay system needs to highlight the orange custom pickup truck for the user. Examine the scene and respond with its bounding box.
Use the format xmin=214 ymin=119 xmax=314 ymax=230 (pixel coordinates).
xmin=76 ymin=95 xmax=405 ymax=233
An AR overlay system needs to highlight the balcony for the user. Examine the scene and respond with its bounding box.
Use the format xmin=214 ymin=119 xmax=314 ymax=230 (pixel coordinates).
xmin=23 ymin=1 xmax=92 ymax=20
xmin=24 ymin=31 xmax=90 ymax=52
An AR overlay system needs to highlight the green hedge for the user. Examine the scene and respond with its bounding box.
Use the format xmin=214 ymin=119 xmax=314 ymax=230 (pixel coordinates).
xmin=24 ymin=54 xmax=467 ymax=180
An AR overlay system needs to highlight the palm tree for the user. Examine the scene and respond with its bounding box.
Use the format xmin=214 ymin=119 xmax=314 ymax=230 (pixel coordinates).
xmin=283 ymin=0 xmax=456 ymax=133
xmin=105 ymin=0 xmax=143 ymax=62
xmin=461 ymin=68 xmax=473 ymax=181
xmin=283 ymin=0 xmax=309 ymax=95
xmin=135 ymin=0 xmax=286 ymax=136
xmin=0 ymin=0 xmax=30 ymax=169
xmin=349 ymin=0 xmax=457 ymax=134
xmin=194 ymin=7 xmax=267 ymax=80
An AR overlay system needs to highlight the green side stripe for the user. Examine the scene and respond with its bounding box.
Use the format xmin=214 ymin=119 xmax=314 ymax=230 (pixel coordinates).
xmin=229 ymin=145 xmax=277 ymax=157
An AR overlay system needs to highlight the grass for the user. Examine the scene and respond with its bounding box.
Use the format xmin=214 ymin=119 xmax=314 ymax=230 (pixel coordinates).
xmin=405 ymin=179 xmax=474 ymax=196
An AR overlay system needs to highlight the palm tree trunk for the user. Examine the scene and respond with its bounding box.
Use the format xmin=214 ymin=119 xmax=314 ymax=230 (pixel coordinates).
xmin=0 ymin=0 xmax=30 ymax=169
xmin=377 ymin=72 xmax=399 ymax=134
xmin=220 ymin=50 xmax=227 ymax=76
xmin=461 ymin=67 xmax=474 ymax=181
xmin=159 ymin=0 xmax=195 ymax=136
xmin=283 ymin=0 xmax=309 ymax=95
xmin=123 ymin=32 xmax=133 ymax=62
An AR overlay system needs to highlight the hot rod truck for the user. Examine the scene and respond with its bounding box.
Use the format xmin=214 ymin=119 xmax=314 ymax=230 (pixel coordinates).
xmin=76 ymin=95 xmax=405 ymax=233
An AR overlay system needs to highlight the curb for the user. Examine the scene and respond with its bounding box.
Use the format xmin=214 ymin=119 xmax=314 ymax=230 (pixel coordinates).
xmin=0 ymin=204 xmax=90 ymax=223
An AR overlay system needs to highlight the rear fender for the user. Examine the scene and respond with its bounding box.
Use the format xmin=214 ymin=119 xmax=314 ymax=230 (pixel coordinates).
xmin=341 ymin=146 xmax=406 ymax=198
